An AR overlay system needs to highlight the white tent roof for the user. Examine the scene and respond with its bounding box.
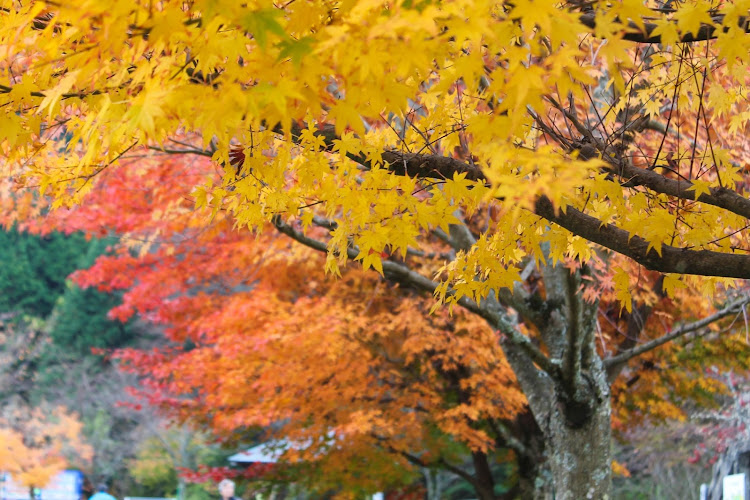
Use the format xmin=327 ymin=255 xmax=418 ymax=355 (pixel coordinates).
xmin=229 ymin=432 xmax=336 ymax=464
xmin=228 ymin=441 xmax=287 ymax=464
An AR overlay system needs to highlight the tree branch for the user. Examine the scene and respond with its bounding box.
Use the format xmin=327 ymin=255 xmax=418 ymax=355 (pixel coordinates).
xmin=0 ymin=83 xmax=105 ymax=100
xmin=606 ymin=276 xmax=665 ymax=382
xmin=577 ymin=11 xmax=749 ymax=44
xmin=152 ymin=134 xmax=750 ymax=280
xmin=271 ymin=216 xmax=558 ymax=376
xmin=147 ymin=145 xmax=213 ymax=157
xmin=342 ymin=145 xmax=750 ymax=280
xmin=614 ymin=162 xmax=750 ymax=219
xmin=533 ymin=196 xmax=750 ymax=279
xmin=488 ymin=418 xmax=530 ymax=459
xmin=604 ymin=296 xmax=750 ymax=370
xmin=444 ymin=216 xmax=541 ymax=329
xmin=561 ymin=270 xmax=584 ymax=394
xmin=544 ymin=99 xmax=750 ymax=221
xmin=396 ymin=449 xmax=480 ymax=489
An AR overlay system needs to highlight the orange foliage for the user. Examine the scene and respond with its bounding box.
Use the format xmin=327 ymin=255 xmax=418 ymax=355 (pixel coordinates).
xmin=0 ymin=319 xmax=91 ymax=487
xmin=4 ymin=138 xmax=748 ymax=488
xmin=3 ymin=151 xmax=528 ymax=489
xmin=7 ymin=1 xmax=750 ymax=495
xmin=0 ymin=407 xmax=91 ymax=487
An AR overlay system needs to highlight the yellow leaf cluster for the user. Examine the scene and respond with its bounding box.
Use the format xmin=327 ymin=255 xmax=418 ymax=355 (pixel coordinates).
xmin=3 ymin=0 xmax=750 ymax=315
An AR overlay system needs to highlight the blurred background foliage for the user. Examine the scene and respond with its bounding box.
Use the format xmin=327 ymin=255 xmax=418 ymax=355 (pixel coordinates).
xmin=0 ymin=227 xmax=229 ymax=500
xmin=0 ymin=226 xmax=720 ymax=499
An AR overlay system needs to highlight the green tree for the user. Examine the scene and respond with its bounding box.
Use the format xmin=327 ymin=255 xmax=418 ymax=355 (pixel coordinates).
xmin=50 ymin=238 xmax=137 ymax=355
xmin=0 ymin=228 xmax=87 ymax=318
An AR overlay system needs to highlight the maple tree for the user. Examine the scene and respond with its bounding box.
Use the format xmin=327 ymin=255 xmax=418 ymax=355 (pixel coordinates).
xmin=0 ymin=417 xmax=80 ymax=488
xmin=21 ymin=154 xmax=531 ymax=496
xmin=0 ymin=317 xmax=92 ymax=488
xmin=7 ymin=151 xmax=745 ymax=498
xmin=0 ymin=407 xmax=90 ymax=489
xmin=5 ymin=0 xmax=750 ymax=497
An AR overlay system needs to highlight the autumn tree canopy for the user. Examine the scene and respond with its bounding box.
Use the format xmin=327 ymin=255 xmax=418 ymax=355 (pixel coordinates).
xmin=5 ymin=0 xmax=750 ymax=498
xmin=18 ymin=147 xmax=748 ymax=498
xmin=23 ymin=152 xmax=529 ymax=496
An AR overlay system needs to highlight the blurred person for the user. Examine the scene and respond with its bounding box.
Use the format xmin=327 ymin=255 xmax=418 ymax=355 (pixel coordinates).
xmin=89 ymin=484 xmax=117 ymax=500
xmin=218 ymin=479 xmax=240 ymax=500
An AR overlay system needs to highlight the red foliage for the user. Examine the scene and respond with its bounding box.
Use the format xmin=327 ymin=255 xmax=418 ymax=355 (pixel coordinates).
xmin=178 ymin=464 xmax=275 ymax=484
xmin=6 ymin=142 xmax=750 ymax=488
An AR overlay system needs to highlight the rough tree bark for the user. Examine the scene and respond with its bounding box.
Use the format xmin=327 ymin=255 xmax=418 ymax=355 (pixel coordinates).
xmin=547 ymin=403 xmax=612 ymax=500
xmin=444 ymin=220 xmax=614 ymax=498
xmin=501 ymin=331 xmax=612 ymax=498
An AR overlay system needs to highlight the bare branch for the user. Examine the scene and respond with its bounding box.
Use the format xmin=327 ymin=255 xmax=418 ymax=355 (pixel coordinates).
xmin=604 ymin=296 xmax=750 ymax=370
xmin=395 ymin=448 xmax=479 ymax=488
xmin=271 ymin=216 xmax=558 ymax=376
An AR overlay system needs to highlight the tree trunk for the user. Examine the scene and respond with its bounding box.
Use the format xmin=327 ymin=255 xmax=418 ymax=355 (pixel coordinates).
xmin=502 ymin=398 xmax=611 ymax=500
xmin=501 ymin=338 xmax=612 ymax=499
xmin=500 ymin=457 xmax=545 ymax=500
xmin=472 ymin=451 xmax=496 ymax=500
xmin=498 ymin=407 xmax=546 ymax=500
xmin=544 ymin=396 xmax=612 ymax=499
